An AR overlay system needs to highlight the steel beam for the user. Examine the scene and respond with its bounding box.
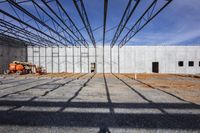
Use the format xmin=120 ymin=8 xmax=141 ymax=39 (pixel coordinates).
xmin=119 ymin=0 xmax=172 ymax=47
xmin=111 ymin=0 xmax=140 ymax=48
xmin=39 ymin=0 xmax=86 ymax=47
xmin=6 ymin=0 xmax=72 ymax=46
xmin=103 ymin=0 xmax=108 ymax=73
xmin=54 ymin=0 xmax=89 ymax=47
xmin=0 ymin=19 xmax=50 ymax=46
xmin=0 ymin=9 xmax=63 ymax=46
xmin=73 ymin=0 xmax=96 ymax=47
xmin=31 ymin=0 xmax=78 ymax=47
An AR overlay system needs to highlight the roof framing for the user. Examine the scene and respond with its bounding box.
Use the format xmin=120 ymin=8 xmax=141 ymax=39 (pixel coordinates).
xmin=73 ymin=0 xmax=96 ymax=48
xmin=118 ymin=0 xmax=172 ymax=47
xmin=0 ymin=0 xmax=172 ymax=47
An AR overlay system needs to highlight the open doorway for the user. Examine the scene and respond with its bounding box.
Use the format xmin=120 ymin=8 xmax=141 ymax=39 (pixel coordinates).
xmin=152 ymin=62 xmax=159 ymax=73
xmin=91 ymin=63 xmax=96 ymax=73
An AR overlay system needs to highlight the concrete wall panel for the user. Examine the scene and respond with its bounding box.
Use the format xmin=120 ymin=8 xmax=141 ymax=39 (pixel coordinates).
xmin=27 ymin=46 xmax=200 ymax=74
xmin=0 ymin=39 xmax=27 ymax=74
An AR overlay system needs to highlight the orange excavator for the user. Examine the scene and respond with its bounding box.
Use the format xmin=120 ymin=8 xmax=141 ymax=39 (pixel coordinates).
xmin=8 ymin=61 xmax=45 ymax=75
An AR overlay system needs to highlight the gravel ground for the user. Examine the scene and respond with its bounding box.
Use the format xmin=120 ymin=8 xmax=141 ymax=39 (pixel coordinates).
xmin=0 ymin=73 xmax=199 ymax=133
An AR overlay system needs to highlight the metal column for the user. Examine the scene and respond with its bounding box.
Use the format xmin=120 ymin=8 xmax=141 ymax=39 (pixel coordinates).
xmin=25 ymin=45 xmax=28 ymax=62
xmin=51 ymin=47 xmax=53 ymax=73
xmin=38 ymin=46 xmax=40 ymax=66
xmin=58 ymin=46 xmax=60 ymax=73
xmin=134 ymin=46 xmax=137 ymax=79
xmin=103 ymin=45 xmax=105 ymax=73
xmin=110 ymin=46 xmax=112 ymax=73
xmin=118 ymin=45 xmax=120 ymax=73
xmin=65 ymin=46 xmax=67 ymax=72
xmin=88 ymin=46 xmax=89 ymax=73
xmin=72 ymin=45 xmax=74 ymax=73
xmin=32 ymin=46 xmax=34 ymax=65
xmin=102 ymin=0 xmax=108 ymax=73
xmin=45 ymin=46 xmax=47 ymax=71
xmin=80 ymin=45 xmax=82 ymax=73
xmin=95 ymin=46 xmax=97 ymax=73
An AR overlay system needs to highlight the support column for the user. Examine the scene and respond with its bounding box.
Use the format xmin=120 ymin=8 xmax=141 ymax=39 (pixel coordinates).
xmin=95 ymin=46 xmax=97 ymax=73
xmin=118 ymin=45 xmax=120 ymax=73
xmin=110 ymin=46 xmax=112 ymax=73
xmin=134 ymin=46 xmax=137 ymax=79
xmin=32 ymin=46 xmax=34 ymax=65
xmin=38 ymin=46 xmax=41 ymax=67
xmin=73 ymin=45 xmax=74 ymax=73
xmin=65 ymin=46 xmax=67 ymax=72
xmin=103 ymin=45 xmax=105 ymax=73
xmin=45 ymin=46 xmax=47 ymax=71
xmin=25 ymin=45 xmax=28 ymax=62
xmin=51 ymin=47 xmax=53 ymax=73
xmin=80 ymin=45 xmax=82 ymax=73
xmin=20 ymin=45 xmax=23 ymax=61
xmin=88 ymin=46 xmax=89 ymax=73
xmin=58 ymin=46 xmax=60 ymax=73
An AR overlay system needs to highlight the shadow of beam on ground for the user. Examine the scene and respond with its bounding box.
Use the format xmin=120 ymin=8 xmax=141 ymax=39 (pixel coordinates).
xmin=0 ymin=110 xmax=199 ymax=129
xmin=0 ymin=100 xmax=199 ymax=109
xmin=0 ymin=78 xmax=44 ymax=91
xmin=0 ymin=73 xmax=87 ymax=98
xmin=123 ymin=74 xmax=196 ymax=104
xmin=42 ymin=73 xmax=88 ymax=97
xmin=113 ymin=74 xmax=167 ymax=114
xmin=5 ymin=74 xmax=89 ymax=112
xmin=103 ymin=73 xmax=114 ymax=113
xmin=58 ymin=73 xmax=95 ymax=112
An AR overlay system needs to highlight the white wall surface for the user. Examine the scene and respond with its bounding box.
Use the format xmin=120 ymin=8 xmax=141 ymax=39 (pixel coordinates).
xmin=28 ymin=46 xmax=200 ymax=74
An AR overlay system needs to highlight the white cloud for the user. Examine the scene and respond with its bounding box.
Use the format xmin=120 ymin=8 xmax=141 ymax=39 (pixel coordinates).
xmin=128 ymin=0 xmax=200 ymax=45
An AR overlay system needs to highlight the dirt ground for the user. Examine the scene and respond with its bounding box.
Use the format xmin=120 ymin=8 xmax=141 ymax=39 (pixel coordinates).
xmin=123 ymin=73 xmax=200 ymax=104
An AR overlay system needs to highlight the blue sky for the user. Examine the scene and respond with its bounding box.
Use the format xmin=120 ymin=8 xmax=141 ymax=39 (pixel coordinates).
xmin=0 ymin=0 xmax=200 ymax=46
xmin=126 ymin=0 xmax=200 ymax=45
xmin=77 ymin=0 xmax=200 ymax=45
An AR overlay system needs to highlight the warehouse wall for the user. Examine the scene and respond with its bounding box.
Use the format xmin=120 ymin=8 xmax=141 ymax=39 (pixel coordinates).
xmin=0 ymin=39 xmax=27 ymax=74
xmin=27 ymin=46 xmax=200 ymax=74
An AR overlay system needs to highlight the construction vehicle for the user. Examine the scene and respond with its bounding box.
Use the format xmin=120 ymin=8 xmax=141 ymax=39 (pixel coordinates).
xmin=35 ymin=66 xmax=46 ymax=75
xmin=7 ymin=61 xmax=45 ymax=75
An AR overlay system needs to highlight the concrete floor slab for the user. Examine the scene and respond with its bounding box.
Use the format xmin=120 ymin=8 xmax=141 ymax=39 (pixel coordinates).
xmin=0 ymin=74 xmax=199 ymax=133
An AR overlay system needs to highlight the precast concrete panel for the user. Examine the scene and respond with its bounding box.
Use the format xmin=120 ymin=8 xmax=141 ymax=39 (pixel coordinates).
xmin=27 ymin=46 xmax=200 ymax=74
xmin=58 ymin=47 xmax=65 ymax=72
